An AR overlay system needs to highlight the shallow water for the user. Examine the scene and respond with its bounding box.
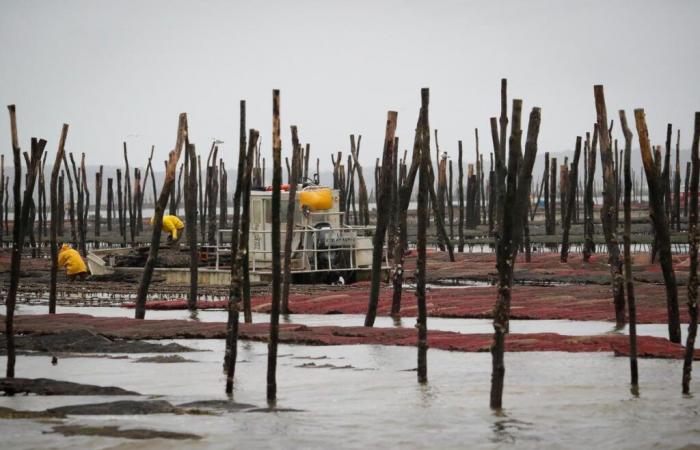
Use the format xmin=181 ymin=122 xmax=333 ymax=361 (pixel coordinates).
xmin=14 ymin=303 xmax=689 ymax=341
xmin=1 ymin=340 xmax=699 ymax=449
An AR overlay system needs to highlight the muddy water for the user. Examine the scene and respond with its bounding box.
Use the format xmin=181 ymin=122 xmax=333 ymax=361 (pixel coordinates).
xmin=1 ymin=340 xmax=699 ymax=449
xmin=14 ymin=304 xmax=689 ymax=341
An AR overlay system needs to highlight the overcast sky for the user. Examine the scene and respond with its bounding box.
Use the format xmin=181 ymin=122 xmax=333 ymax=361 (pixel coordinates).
xmin=1 ymin=0 xmax=698 ymax=171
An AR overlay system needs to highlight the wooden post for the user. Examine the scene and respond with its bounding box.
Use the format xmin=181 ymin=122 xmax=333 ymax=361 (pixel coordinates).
xmin=224 ymin=119 xmax=258 ymax=393
xmin=364 ymin=110 xmax=398 ymax=327
xmin=6 ymin=108 xmax=46 ymax=378
xmin=80 ymin=154 xmax=89 ymax=253
xmin=198 ymin=155 xmax=205 ymax=242
xmin=134 ymin=113 xmax=188 ymax=319
xmin=350 ymin=135 xmax=369 ymax=226
xmin=107 ymin=177 xmax=113 ymax=232
xmin=134 ymin=167 xmax=143 ymax=234
xmin=116 ymin=169 xmax=125 ymax=245
xmin=584 ymin=126 xmax=598 ymax=262
xmin=594 ymin=85 xmax=626 ymax=328
xmin=142 ymin=145 xmax=156 ymax=215
xmin=4 ymin=176 xmax=9 ymax=237
xmin=219 ymin=162 xmax=228 ymax=230
xmin=682 ymin=112 xmax=700 ymax=394
xmin=544 ymin=152 xmax=550 ymax=234
xmin=6 ymin=104 xmax=21 ymax=378
xmin=68 ymin=153 xmax=85 ymax=255
xmin=466 ymin=164 xmax=475 ymax=228
xmin=549 ymin=157 xmax=557 ymax=236
xmin=458 ymin=141 xmax=465 ymax=252
xmin=267 ymin=89 xmax=283 ymax=404
xmin=561 ymin=137 xmax=582 ymax=262
xmin=183 ymin=143 xmax=198 ymax=311
xmin=416 ymin=94 xmax=429 ymax=384
xmin=387 ymin=137 xmax=399 ymax=260
xmin=663 ymin=124 xmax=672 ymax=223
xmin=635 ymin=108 xmax=681 ymax=343
xmin=619 ymin=110 xmax=639 ymax=391
xmin=490 ymin=105 xmax=541 ymax=409
xmin=674 ymin=129 xmax=681 ymax=231
xmin=560 ymin=163 xmax=568 ymax=226
xmin=207 ymin=155 xmax=219 ymax=245
xmin=426 ymin=159 xmax=455 ymax=260
xmin=95 ymin=166 xmax=103 ymax=238
xmin=684 ymin=161 xmax=691 ymax=218
xmin=448 ymin=159 xmax=454 ymax=238
xmin=62 ymin=153 xmax=77 ymax=244
xmin=241 ymin=128 xmax=255 ymax=324
xmin=391 ymin=111 xmax=423 ymax=318
xmin=49 ymin=124 xmax=69 ymax=314
xmin=38 ymin=154 xmax=47 ymax=253
xmin=488 ymin=153 xmax=495 ymax=234
xmin=281 ymin=127 xmax=302 ymax=314
xmin=124 ymin=143 xmax=134 ymax=246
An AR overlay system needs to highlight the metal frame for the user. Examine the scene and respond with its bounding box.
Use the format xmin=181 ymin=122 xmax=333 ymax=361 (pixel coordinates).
xmin=213 ymin=212 xmax=389 ymax=274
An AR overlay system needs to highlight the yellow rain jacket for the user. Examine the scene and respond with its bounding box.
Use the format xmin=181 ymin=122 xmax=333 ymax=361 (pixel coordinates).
xmin=57 ymin=244 xmax=88 ymax=275
xmin=152 ymin=215 xmax=184 ymax=239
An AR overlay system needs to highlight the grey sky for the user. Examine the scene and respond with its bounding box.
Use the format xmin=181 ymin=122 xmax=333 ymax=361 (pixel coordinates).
xmin=1 ymin=0 xmax=698 ymax=171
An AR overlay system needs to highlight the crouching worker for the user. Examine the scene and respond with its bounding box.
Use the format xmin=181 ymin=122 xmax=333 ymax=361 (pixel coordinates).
xmin=150 ymin=215 xmax=185 ymax=247
xmin=57 ymin=243 xmax=89 ymax=281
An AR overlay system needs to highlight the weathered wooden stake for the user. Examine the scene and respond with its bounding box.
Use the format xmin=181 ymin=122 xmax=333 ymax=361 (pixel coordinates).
xmin=364 ymin=110 xmax=398 ymax=327
xmin=561 ymin=137 xmax=581 ymax=262
xmin=224 ymin=122 xmax=258 ymax=394
xmin=267 ymin=89 xmax=283 ymax=403
xmin=458 ymin=141 xmax=465 ymax=252
xmin=619 ymin=110 xmax=639 ymax=391
xmin=49 ymin=124 xmax=69 ymax=314
xmin=416 ymin=92 xmax=429 ymax=384
xmin=544 ymin=152 xmax=550 ymax=234
xmin=281 ymin=127 xmax=302 ymax=314
xmin=107 ymin=177 xmax=113 ymax=232
xmin=134 ymin=113 xmax=188 ymax=319
xmin=682 ymin=112 xmax=700 ymax=394
xmin=584 ymin=126 xmax=598 ymax=262
xmin=635 ymin=108 xmax=681 ymax=343
xmin=594 ymin=85 xmax=626 ymax=328
xmin=490 ymin=104 xmax=541 ymax=410
xmin=185 ymin=143 xmax=198 ymax=311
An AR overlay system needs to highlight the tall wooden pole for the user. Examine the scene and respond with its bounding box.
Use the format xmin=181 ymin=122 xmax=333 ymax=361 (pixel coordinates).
xmin=416 ymin=93 xmax=429 ymax=384
xmin=635 ymin=108 xmax=681 ymax=343
xmin=267 ymin=90 xmax=283 ymax=404
xmin=241 ymin=128 xmax=255 ymax=324
xmin=490 ymin=105 xmax=541 ymax=409
xmin=225 ymin=125 xmax=258 ymax=394
xmin=594 ymin=85 xmax=626 ymax=328
xmin=281 ymin=127 xmax=302 ymax=314
xmin=185 ymin=143 xmax=198 ymax=311
xmin=6 ymin=105 xmax=21 ymax=378
xmin=682 ymin=112 xmax=700 ymax=394
xmin=584 ymin=126 xmax=598 ymax=262
xmin=391 ymin=112 xmax=422 ymax=318
xmin=134 ymin=113 xmax=188 ymax=319
xmin=620 ymin=110 xmax=638 ymax=390
xmin=364 ymin=111 xmax=398 ymax=327
xmin=6 ymin=115 xmax=45 ymax=379
xmin=458 ymin=141 xmax=465 ymax=252
xmin=49 ymin=124 xmax=69 ymax=314
xmin=561 ymin=137 xmax=582 ymax=262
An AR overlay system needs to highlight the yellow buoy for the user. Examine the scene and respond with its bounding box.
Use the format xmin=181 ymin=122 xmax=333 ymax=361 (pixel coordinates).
xmin=299 ymin=187 xmax=333 ymax=211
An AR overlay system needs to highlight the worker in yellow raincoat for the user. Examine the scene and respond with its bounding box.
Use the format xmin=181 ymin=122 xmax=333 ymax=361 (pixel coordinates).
xmin=57 ymin=243 xmax=89 ymax=281
xmin=150 ymin=215 xmax=185 ymax=247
